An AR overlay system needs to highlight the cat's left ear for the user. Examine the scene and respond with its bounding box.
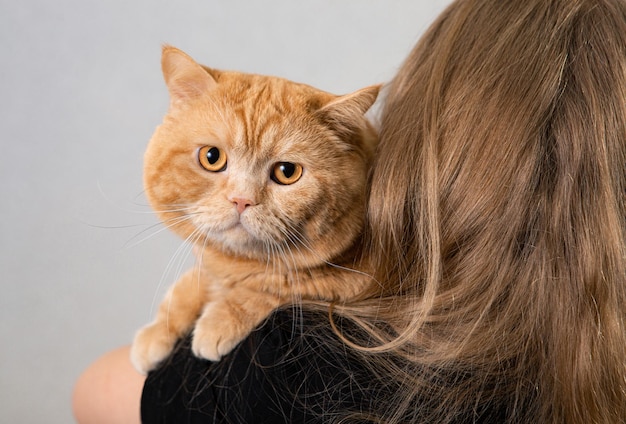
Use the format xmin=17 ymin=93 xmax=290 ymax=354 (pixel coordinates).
xmin=161 ymin=45 xmax=217 ymax=107
xmin=316 ymin=84 xmax=382 ymax=135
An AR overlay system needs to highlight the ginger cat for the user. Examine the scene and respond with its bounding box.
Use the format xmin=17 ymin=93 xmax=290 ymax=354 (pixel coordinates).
xmin=130 ymin=46 xmax=379 ymax=374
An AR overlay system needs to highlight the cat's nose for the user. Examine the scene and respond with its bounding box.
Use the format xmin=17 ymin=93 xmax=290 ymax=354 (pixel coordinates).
xmin=230 ymin=197 xmax=256 ymax=214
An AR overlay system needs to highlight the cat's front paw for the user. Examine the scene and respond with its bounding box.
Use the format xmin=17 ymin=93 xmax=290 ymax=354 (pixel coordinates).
xmin=130 ymin=322 xmax=177 ymax=374
xmin=191 ymin=306 xmax=248 ymax=362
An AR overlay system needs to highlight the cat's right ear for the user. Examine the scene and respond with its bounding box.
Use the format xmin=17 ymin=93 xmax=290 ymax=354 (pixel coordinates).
xmin=161 ymin=45 xmax=217 ymax=107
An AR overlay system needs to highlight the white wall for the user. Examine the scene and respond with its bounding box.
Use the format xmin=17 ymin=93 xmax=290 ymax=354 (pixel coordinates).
xmin=0 ymin=1 xmax=452 ymax=422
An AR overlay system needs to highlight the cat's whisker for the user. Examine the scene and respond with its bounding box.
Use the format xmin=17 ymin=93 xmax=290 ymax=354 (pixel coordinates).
xmin=201 ymin=229 xmax=213 ymax=263
xmin=274 ymin=243 xmax=293 ymax=301
xmin=194 ymin=227 xmax=214 ymax=291
xmin=161 ymin=227 xmax=201 ymax=286
xmin=262 ymin=240 xmax=275 ymax=281
xmin=267 ymin=239 xmax=291 ymax=300
xmin=179 ymin=228 xmax=204 ymax=277
xmin=95 ymin=180 xmax=146 ymax=216
xmin=112 ymin=206 xmax=197 ymax=216
xmin=183 ymin=228 xmax=209 ymax=299
xmin=161 ymin=227 xmax=204 ymax=325
xmin=97 ymin=181 xmax=196 ymax=217
xmin=124 ymin=213 xmax=201 ymax=249
xmin=130 ymin=190 xmax=193 ymax=213
xmin=271 ymin=235 xmax=305 ymax=304
xmin=268 ymin=241 xmax=282 ymax=290
xmin=150 ymin=203 xmax=197 ymax=214
xmin=130 ymin=206 xmax=197 ymax=215
xmin=78 ymin=221 xmax=154 ymax=231
xmin=79 ymin=186 xmax=182 ymax=231
xmin=281 ymin=222 xmax=384 ymax=291
xmin=278 ymin=224 xmax=312 ymax=264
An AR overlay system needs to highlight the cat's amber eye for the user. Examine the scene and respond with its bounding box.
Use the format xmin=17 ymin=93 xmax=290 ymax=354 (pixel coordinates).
xmin=271 ymin=162 xmax=303 ymax=185
xmin=198 ymin=146 xmax=227 ymax=172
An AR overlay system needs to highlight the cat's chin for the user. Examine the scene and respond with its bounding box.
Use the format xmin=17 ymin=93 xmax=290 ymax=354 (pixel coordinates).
xmin=207 ymin=226 xmax=316 ymax=266
xmin=210 ymin=224 xmax=266 ymax=259
xmin=225 ymin=223 xmax=253 ymax=243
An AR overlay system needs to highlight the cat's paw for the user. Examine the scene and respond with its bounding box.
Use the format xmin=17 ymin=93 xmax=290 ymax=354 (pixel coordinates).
xmin=191 ymin=307 xmax=247 ymax=362
xmin=130 ymin=323 xmax=177 ymax=375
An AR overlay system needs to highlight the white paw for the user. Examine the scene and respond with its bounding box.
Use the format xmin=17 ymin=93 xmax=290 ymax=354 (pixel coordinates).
xmin=130 ymin=323 xmax=176 ymax=374
xmin=190 ymin=304 xmax=249 ymax=361
xmin=191 ymin=321 xmax=245 ymax=362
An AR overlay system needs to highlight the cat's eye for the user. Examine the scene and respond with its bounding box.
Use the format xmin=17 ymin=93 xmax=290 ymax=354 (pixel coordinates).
xmin=271 ymin=162 xmax=303 ymax=185
xmin=198 ymin=146 xmax=227 ymax=172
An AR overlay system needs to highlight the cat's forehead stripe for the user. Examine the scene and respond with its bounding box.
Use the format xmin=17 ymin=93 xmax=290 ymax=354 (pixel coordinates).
xmin=219 ymin=77 xmax=312 ymax=154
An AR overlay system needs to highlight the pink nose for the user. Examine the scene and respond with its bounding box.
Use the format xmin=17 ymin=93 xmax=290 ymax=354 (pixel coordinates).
xmin=230 ymin=197 xmax=255 ymax=214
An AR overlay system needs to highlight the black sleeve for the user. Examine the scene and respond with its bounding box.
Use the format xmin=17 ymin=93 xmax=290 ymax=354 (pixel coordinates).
xmin=140 ymin=308 xmax=379 ymax=424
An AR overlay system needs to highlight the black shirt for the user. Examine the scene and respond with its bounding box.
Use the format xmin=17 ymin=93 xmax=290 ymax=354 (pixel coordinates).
xmin=141 ymin=307 xmax=385 ymax=423
xmin=141 ymin=307 xmax=509 ymax=423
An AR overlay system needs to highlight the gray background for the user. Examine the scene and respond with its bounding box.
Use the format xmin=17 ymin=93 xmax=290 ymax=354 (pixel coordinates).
xmin=0 ymin=1 xmax=452 ymax=422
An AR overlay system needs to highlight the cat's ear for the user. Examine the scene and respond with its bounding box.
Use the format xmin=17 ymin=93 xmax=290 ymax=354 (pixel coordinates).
xmin=316 ymin=84 xmax=381 ymax=135
xmin=161 ymin=45 xmax=217 ymax=106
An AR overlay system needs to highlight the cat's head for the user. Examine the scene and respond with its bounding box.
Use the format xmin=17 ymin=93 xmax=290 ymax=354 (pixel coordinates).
xmin=145 ymin=46 xmax=379 ymax=268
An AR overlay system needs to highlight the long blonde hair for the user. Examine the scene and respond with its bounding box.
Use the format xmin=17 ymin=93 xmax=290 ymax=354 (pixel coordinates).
xmin=338 ymin=0 xmax=626 ymax=422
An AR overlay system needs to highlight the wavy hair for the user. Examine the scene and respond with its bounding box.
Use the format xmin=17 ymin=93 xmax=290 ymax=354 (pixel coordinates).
xmin=333 ymin=0 xmax=626 ymax=422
